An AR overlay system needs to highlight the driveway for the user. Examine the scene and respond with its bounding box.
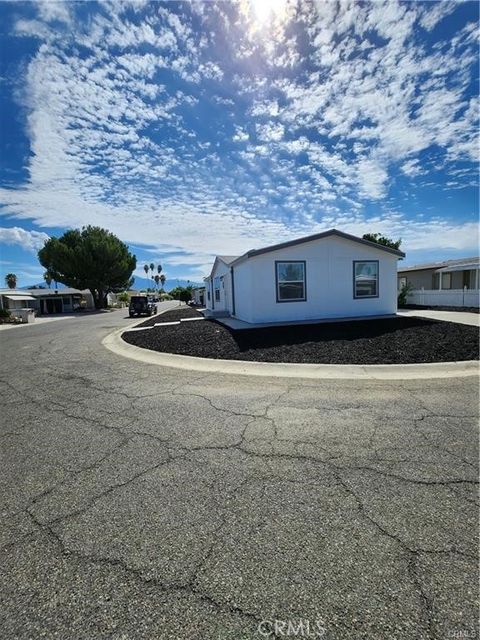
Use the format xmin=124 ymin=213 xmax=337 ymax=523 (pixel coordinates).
xmin=398 ymin=308 xmax=480 ymax=327
xmin=1 ymin=304 xmax=478 ymax=640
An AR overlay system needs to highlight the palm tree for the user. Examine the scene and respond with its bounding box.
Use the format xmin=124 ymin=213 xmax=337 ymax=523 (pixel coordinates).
xmin=154 ymin=274 xmax=160 ymax=289
xmin=157 ymin=264 xmax=162 ymax=274
xmin=160 ymin=274 xmax=166 ymax=290
xmin=43 ymin=271 xmax=52 ymax=288
xmin=143 ymin=264 xmax=149 ymax=281
xmin=149 ymin=263 xmax=155 ymax=279
xmin=5 ymin=273 xmax=17 ymax=289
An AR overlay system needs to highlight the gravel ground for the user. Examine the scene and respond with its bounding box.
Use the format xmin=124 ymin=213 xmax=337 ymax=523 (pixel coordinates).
xmin=135 ymin=306 xmax=202 ymax=327
xmin=122 ymin=312 xmax=479 ymax=364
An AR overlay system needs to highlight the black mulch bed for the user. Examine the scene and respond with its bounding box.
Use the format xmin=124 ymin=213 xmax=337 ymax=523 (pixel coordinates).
xmin=122 ymin=314 xmax=479 ymax=364
xmin=134 ymin=306 xmax=203 ymax=328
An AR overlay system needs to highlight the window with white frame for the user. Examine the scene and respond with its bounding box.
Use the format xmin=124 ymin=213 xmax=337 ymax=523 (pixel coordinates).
xmin=214 ymin=276 xmax=221 ymax=301
xmin=276 ymin=261 xmax=306 ymax=302
xmin=354 ymin=261 xmax=379 ymax=298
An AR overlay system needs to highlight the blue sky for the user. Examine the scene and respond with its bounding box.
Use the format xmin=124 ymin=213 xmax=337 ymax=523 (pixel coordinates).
xmin=0 ymin=0 xmax=478 ymax=287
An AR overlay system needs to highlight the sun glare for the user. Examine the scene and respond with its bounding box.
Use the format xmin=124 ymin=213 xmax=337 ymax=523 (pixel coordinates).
xmin=251 ymin=0 xmax=288 ymax=25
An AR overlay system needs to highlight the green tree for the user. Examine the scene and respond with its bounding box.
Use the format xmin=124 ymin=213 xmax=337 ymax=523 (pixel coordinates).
xmin=362 ymin=233 xmax=402 ymax=251
xmin=160 ymin=274 xmax=166 ymax=290
xmin=38 ymin=226 xmax=136 ymax=309
xmin=397 ymin=282 xmax=413 ymax=307
xmin=154 ymin=274 xmax=160 ymax=289
xmin=143 ymin=264 xmax=149 ymax=279
xmin=43 ymin=271 xmax=53 ymax=288
xmin=157 ymin=264 xmax=162 ymax=274
xmin=149 ymin=263 xmax=155 ymax=279
xmin=169 ymin=285 xmax=192 ymax=303
xmin=4 ymin=273 xmax=17 ymax=289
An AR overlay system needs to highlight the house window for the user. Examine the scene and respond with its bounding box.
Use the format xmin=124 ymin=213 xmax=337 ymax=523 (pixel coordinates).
xmin=398 ymin=277 xmax=407 ymax=290
xmin=214 ymin=276 xmax=221 ymax=301
xmin=354 ymin=261 xmax=379 ymax=298
xmin=276 ymin=261 xmax=306 ymax=302
xmin=463 ymin=270 xmax=476 ymax=289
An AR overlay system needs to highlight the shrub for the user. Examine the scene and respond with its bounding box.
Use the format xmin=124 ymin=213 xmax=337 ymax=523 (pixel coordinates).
xmin=160 ymin=293 xmax=173 ymax=301
xmin=398 ymin=283 xmax=413 ymax=306
xmin=0 ymin=308 xmax=11 ymax=318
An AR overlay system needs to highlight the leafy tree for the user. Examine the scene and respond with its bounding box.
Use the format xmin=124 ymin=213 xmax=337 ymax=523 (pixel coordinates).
xmin=38 ymin=226 xmax=136 ymax=309
xmin=4 ymin=273 xmax=17 ymax=289
xmin=169 ymin=285 xmax=192 ymax=303
xmin=160 ymin=274 xmax=166 ymax=289
xmin=43 ymin=271 xmax=53 ymax=288
xmin=362 ymin=233 xmax=402 ymax=251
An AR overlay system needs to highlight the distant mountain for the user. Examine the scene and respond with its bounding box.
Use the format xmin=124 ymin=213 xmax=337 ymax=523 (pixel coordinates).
xmin=131 ymin=276 xmax=203 ymax=292
xmin=22 ymin=282 xmax=67 ymax=290
xmin=23 ymin=277 xmax=202 ymax=292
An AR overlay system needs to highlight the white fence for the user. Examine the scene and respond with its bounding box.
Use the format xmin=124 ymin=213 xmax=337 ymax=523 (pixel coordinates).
xmin=407 ymin=288 xmax=479 ymax=308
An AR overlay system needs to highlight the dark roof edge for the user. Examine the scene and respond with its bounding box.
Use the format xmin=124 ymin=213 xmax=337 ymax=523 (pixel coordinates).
xmin=231 ymin=229 xmax=405 ymax=265
xmin=398 ymin=257 xmax=479 ymax=273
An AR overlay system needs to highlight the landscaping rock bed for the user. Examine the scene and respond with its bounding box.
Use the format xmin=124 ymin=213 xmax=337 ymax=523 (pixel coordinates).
xmin=123 ymin=313 xmax=479 ymax=364
xmin=135 ymin=306 xmax=203 ymax=328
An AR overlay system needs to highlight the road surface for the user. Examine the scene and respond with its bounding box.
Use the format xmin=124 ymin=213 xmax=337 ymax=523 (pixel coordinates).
xmin=1 ymin=304 xmax=478 ymax=639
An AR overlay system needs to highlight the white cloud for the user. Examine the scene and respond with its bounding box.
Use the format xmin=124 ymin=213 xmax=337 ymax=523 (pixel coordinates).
xmin=36 ymin=0 xmax=71 ymax=24
xmin=1 ymin=0 xmax=478 ymax=275
xmin=0 ymin=227 xmax=50 ymax=252
xmin=256 ymin=122 xmax=285 ymax=142
xmin=232 ymin=126 xmax=249 ymax=142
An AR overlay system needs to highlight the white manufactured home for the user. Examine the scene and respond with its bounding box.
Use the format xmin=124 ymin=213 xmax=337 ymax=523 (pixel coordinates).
xmin=204 ymin=230 xmax=405 ymax=325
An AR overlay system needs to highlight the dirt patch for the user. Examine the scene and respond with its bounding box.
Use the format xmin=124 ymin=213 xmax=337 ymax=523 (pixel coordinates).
xmin=122 ymin=315 xmax=479 ymax=364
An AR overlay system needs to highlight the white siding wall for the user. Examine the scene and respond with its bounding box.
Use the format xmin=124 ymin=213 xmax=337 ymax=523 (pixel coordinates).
xmin=204 ymin=278 xmax=213 ymax=310
xmin=207 ymin=260 xmax=232 ymax=313
xmin=232 ymin=260 xmax=254 ymax=322
xmin=232 ymin=235 xmax=399 ymax=324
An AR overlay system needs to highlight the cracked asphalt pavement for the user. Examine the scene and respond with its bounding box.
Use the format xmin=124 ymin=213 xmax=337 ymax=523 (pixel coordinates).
xmin=1 ymin=305 xmax=478 ymax=640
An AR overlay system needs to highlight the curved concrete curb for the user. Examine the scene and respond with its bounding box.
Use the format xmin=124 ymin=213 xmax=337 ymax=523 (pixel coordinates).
xmin=102 ymin=325 xmax=479 ymax=380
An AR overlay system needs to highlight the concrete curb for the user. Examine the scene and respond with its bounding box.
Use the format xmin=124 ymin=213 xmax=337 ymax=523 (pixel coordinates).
xmin=102 ymin=324 xmax=479 ymax=380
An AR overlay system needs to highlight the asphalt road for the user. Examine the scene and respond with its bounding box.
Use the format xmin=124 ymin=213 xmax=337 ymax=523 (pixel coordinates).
xmin=1 ymin=304 xmax=478 ymax=640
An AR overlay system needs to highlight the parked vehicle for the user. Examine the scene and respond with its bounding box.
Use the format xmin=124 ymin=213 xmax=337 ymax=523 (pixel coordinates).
xmin=129 ymin=296 xmax=158 ymax=317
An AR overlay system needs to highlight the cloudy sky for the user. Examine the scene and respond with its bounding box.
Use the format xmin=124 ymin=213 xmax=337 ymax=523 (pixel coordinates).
xmin=0 ymin=0 xmax=478 ymax=286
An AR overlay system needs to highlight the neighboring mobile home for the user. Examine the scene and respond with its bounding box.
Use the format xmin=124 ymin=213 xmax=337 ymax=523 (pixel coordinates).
xmin=0 ymin=288 xmax=94 ymax=315
xmin=204 ymin=230 xmax=405 ymax=325
xmin=398 ymin=257 xmax=480 ymax=308
xmin=191 ymin=286 xmax=206 ymax=306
